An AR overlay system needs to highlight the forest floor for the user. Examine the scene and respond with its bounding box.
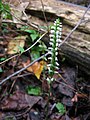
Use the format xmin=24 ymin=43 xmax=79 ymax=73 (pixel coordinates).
xmin=0 ymin=0 xmax=90 ymax=120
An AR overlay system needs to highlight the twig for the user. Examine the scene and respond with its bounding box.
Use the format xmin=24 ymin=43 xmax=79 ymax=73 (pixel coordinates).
xmin=0 ymin=52 xmax=49 ymax=85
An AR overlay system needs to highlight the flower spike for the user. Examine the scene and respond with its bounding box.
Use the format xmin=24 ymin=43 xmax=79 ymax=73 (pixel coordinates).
xmin=47 ymin=18 xmax=62 ymax=82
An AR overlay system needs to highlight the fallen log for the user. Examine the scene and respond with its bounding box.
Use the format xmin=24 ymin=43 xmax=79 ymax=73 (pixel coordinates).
xmin=26 ymin=0 xmax=90 ymax=75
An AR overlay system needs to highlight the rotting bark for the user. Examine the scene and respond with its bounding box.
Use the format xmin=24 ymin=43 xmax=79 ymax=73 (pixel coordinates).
xmin=26 ymin=0 xmax=90 ymax=75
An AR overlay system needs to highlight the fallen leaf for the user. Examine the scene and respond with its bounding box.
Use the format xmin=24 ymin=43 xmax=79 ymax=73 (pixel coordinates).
xmin=23 ymin=60 xmax=46 ymax=79
xmin=7 ymin=36 xmax=26 ymax=54
xmin=0 ymin=91 xmax=41 ymax=111
xmin=31 ymin=61 xmax=45 ymax=79
xmin=58 ymin=67 xmax=76 ymax=97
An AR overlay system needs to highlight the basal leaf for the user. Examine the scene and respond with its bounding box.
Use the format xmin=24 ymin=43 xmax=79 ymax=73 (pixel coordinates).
xmin=27 ymin=86 xmax=41 ymax=96
xmin=30 ymin=33 xmax=39 ymax=41
xmin=56 ymin=102 xmax=66 ymax=115
xmin=25 ymin=29 xmax=36 ymax=34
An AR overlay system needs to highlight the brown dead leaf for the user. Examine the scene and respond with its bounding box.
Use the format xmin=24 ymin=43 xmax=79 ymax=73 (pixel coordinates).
xmin=0 ymin=91 xmax=41 ymax=111
xmin=23 ymin=60 xmax=46 ymax=79
xmin=7 ymin=36 xmax=26 ymax=54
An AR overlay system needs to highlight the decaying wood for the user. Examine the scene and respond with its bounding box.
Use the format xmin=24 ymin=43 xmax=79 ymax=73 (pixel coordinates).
xmin=26 ymin=0 xmax=90 ymax=75
xmin=27 ymin=0 xmax=90 ymax=33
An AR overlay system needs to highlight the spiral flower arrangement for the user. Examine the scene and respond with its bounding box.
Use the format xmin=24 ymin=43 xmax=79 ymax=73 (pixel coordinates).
xmin=47 ymin=18 xmax=62 ymax=83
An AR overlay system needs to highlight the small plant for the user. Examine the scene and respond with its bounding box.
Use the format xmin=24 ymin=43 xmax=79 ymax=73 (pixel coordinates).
xmin=47 ymin=18 xmax=62 ymax=83
xmin=25 ymin=29 xmax=40 ymax=42
xmin=0 ymin=1 xmax=12 ymax=35
xmin=0 ymin=1 xmax=12 ymax=19
xmin=26 ymin=86 xmax=42 ymax=96
xmin=56 ymin=102 xmax=66 ymax=115
xmin=21 ymin=27 xmax=47 ymax=61
xmin=45 ymin=18 xmax=62 ymax=119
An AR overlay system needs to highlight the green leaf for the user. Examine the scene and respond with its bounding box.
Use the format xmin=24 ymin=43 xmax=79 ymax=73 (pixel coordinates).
xmin=0 ymin=57 xmax=6 ymax=61
xmin=27 ymin=86 xmax=41 ymax=96
xmin=31 ymin=51 xmax=40 ymax=61
xmin=0 ymin=1 xmax=4 ymax=11
xmin=4 ymin=3 xmax=11 ymax=12
xmin=25 ymin=29 xmax=36 ymax=34
xmin=0 ymin=2 xmax=12 ymax=19
xmin=30 ymin=33 xmax=39 ymax=41
xmin=18 ymin=46 xmax=25 ymax=53
xmin=24 ymin=29 xmax=39 ymax=41
xmin=56 ymin=102 xmax=66 ymax=115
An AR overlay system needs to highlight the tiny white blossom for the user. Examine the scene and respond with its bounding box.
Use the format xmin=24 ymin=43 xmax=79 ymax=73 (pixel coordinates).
xmin=48 ymin=51 xmax=52 ymax=55
xmin=58 ymin=40 xmax=62 ymax=43
xmin=55 ymin=52 xmax=58 ymax=56
xmin=56 ymin=43 xmax=58 ymax=47
xmin=50 ymin=38 xmax=54 ymax=42
xmin=56 ymin=31 xmax=59 ymax=35
xmin=48 ymin=57 xmax=52 ymax=60
xmin=56 ymin=39 xmax=60 ymax=43
xmin=51 ymin=78 xmax=54 ymax=81
xmin=48 ymin=47 xmax=53 ymax=50
xmin=56 ymin=62 xmax=59 ymax=66
xmin=46 ymin=78 xmax=50 ymax=82
xmin=50 ymin=30 xmax=55 ymax=34
xmin=49 ymin=34 xmax=54 ymax=38
xmin=49 ymin=42 xmax=54 ymax=46
xmin=55 ymin=71 xmax=59 ymax=74
xmin=54 ymin=22 xmax=56 ymax=26
xmin=55 ymin=47 xmax=58 ymax=51
xmin=55 ymin=66 xmax=59 ymax=70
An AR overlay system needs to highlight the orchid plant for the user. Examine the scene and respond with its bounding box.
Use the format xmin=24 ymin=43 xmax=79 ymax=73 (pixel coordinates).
xmin=47 ymin=18 xmax=62 ymax=83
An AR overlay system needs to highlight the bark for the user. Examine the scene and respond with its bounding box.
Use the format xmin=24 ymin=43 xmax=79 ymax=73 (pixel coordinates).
xmin=26 ymin=0 xmax=90 ymax=75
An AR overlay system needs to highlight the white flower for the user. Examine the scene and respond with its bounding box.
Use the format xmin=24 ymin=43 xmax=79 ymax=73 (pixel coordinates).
xmin=56 ymin=31 xmax=59 ymax=35
xmin=51 ymin=78 xmax=54 ymax=81
xmin=50 ymin=38 xmax=54 ymax=42
xmin=46 ymin=78 xmax=50 ymax=82
xmin=54 ymin=22 xmax=56 ymax=26
xmin=56 ymin=43 xmax=58 ymax=47
xmin=49 ymin=42 xmax=54 ymax=46
xmin=55 ymin=57 xmax=58 ymax=61
xmin=48 ymin=57 xmax=52 ymax=60
xmin=49 ymin=34 xmax=54 ymax=38
xmin=56 ymin=62 xmax=59 ymax=66
xmin=50 ymin=30 xmax=55 ymax=34
xmin=55 ymin=47 xmax=58 ymax=51
xmin=55 ymin=66 xmax=59 ymax=70
xmin=57 ymin=27 xmax=62 ymax=32
xmin=48 ymin=47 xmax=53 ymax=50
xmin=55 ymin=52 xmax=58 ymax=56
xmin=48 ymin=51 xmax=52 ymax=55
